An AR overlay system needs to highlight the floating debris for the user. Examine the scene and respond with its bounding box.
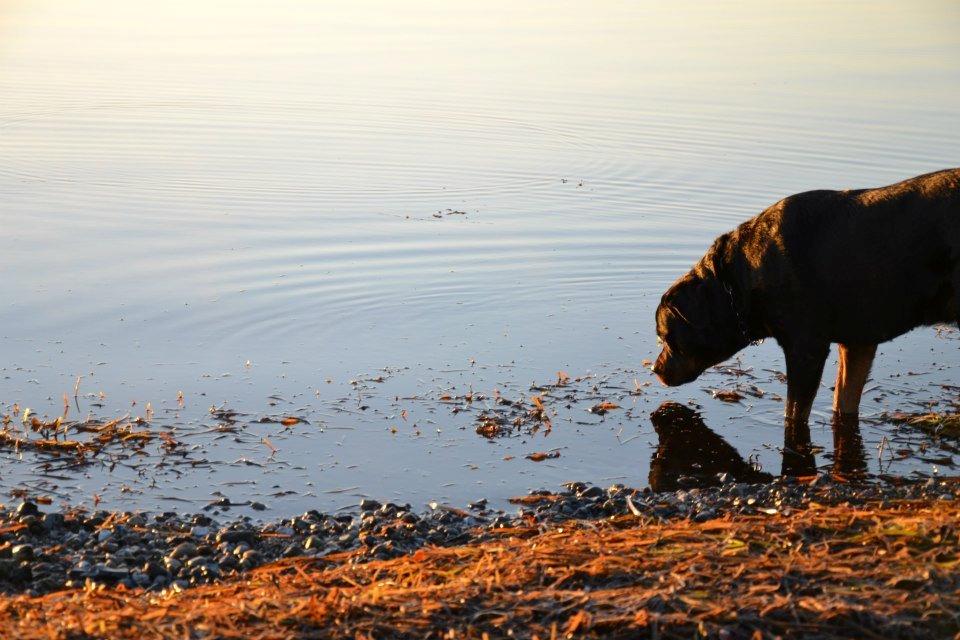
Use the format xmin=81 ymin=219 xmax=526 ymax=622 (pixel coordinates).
xmin=710 ymin=388 xmax=744 ymax=403
xmin=525 ymin=450 xmax=560 ymax=462
xmin=474 ymin=414 xmax=505 ymax=439
xmin=588 ymin=401 xmax=620 ymax=415
xmin=0 ymin=414 xmax=180 ymax=465
xmin=886 ymin=411 xmax=960 ymax=439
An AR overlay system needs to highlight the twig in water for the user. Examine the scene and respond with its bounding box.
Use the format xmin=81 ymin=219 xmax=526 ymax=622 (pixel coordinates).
xmin=877 ymin=436 xmax=889 ymax=471
xmin=73 ymin=376 xmax=83 ymax=412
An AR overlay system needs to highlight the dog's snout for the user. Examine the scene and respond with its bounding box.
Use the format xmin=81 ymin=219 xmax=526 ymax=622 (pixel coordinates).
xmin=651 ymin=351 xmax=670 ymax=386
xmin=651 ymin=349 xmax=666 ymax=373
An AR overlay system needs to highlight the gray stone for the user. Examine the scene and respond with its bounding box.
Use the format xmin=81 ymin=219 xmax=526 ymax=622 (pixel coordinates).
xmin=11 ymin=545 xmax=34 ymax=562
xmin=216 ymin=529 xmax=257 ymax=545
xmin=41 ymin=513 xmax=65 ymax=531
xmin=169 ymin=542 xmax=198 ymax=559
xmin=16 ymin=502 xmax=39 ymax=517
xmin=359 ymin=498 xmax=381 ymax=512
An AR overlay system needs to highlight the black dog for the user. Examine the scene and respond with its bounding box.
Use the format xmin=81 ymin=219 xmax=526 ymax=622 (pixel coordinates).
xmin=653 ymin=168 xmax=959 ymax=428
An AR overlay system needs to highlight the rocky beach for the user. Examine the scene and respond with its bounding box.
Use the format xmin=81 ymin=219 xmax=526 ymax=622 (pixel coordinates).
xmin=0 ymin=475 xmax=956 ymax=638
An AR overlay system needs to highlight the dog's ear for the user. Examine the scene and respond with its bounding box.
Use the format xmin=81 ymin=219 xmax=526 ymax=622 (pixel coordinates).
xmin=706 ymin=233 xmax=732 ymax=279
xmin=664 ymin=278 xmax=716 ymax=335
xmin=665 ymin=299 xmax=698 ymax=328
xmin=688 ymin=274 xmax=727 ymax=328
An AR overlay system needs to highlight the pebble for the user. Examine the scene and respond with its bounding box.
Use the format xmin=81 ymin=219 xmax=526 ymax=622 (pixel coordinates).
xmin=169 ymin=542 xmax=198 ymax=560
xmin=90 ymin=564 xmax=128 ymax=583
xmin=216 ymin=529 xmax=257 ymax=545
xmin=360 ymin=499 xmax=382 ymax=512
xmin=143 ymin=561 xmax=166 ymax=579
xmin=239 ymin=550 xmax=263 ymax=570
xmin=41 ymin=513 xmax=64 ymax=531
xmin=578 ymin=486 xmax=605 ymax=500
xmin=16 ymin=502 xmax=39 ymax=517
xmin=11 ymin=545 xmax=34 ymax=562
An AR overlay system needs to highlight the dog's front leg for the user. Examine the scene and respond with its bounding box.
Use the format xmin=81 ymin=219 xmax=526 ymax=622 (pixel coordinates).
xmin=782 ymin=417 xmax=816 ymax=476
xmin=783 ymin=340 xmax=830 ymax=427
xmin=778 ymin=340 xmax=829 ymax=475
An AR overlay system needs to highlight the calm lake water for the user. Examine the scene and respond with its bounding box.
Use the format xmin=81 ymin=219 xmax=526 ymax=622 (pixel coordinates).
xmin=2 ymin=1 xmax=959 ymax=515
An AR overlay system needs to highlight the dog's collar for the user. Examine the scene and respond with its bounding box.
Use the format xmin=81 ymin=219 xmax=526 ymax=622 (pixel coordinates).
xmin=723 ymin=281 xmax=762 ymax=345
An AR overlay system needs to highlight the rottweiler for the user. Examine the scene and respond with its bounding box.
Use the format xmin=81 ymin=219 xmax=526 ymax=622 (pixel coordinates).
xmin=653 ymin=168 xmax=959 ymax=428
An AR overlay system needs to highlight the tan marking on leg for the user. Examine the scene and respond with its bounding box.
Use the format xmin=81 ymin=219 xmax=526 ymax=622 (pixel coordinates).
xmin=832 ymin=344 xmax=877 ymax=415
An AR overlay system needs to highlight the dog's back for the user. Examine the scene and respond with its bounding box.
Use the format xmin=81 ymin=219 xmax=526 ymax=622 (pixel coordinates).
xmin=745 ymin=168 xmax=960 ymax=343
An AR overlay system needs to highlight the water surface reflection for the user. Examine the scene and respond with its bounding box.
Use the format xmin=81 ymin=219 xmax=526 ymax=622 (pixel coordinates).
xmin=650 ymin=402 xmax=870 ymax=491
xmin=1 ymin=0 xmax=957 ymax=513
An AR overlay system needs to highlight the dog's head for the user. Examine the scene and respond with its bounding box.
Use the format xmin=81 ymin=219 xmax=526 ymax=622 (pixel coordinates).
xmin=652 ymin=251 xmax=749 ymax=386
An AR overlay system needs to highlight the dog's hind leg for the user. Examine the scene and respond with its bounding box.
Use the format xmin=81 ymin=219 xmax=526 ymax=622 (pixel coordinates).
xmin=832 ymin=343 xmax=877 ymax=415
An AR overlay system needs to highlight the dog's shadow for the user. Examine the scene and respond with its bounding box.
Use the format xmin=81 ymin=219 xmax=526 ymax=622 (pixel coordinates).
xmin=649 ymin=402 xmax=867 ymax=491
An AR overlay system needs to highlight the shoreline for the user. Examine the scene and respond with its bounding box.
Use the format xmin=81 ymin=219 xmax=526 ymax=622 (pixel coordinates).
xmin=0 ymin=474 xmax=955 ymax=595
xmin=0 ymin=485 xmax=956 ymax=639
xmin=0 ymin=401 xmax=956 ymax=637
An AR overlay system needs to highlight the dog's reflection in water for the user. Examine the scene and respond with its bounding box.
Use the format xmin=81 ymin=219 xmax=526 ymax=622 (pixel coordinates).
xmin=649 ymin=402 xmax=868 ymax=491
xmin=828 ymin=412 xmax=868 ymax=476
xmin=782 ymin=410 xmax=868 ymax=477
xmin=649 ymin=402 xmax=771 ymax=491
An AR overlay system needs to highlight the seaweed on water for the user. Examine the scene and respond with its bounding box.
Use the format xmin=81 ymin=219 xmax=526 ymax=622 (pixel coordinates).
xmin=886 ymin=410 xmax=960 ymax=439
xmin=0 ymin=411 xmax=183 ymax=466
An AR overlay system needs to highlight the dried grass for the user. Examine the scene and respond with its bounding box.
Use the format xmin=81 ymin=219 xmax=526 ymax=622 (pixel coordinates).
xmin=888 ymin=411 xmax=960 ymax=439
xmin=0 ymin=498 xmax=957 ymax=639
